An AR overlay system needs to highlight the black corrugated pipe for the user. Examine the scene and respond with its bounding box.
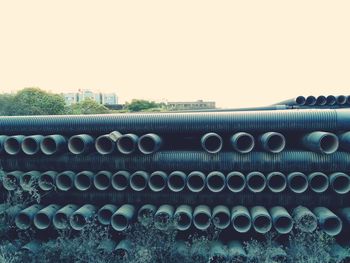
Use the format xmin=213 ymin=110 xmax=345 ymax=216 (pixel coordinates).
xmin=338 ymin=207 xmax=350 ymax=225
xmin=138 ymin=133 xmax=162 ymax=154
xmin=69 ymin=204 xmax=97 ymax=231
xmin=200 ymin=132 xmax=223 ymax=154
xmin=206 ymin=171 xmax=226 ymax=192
xmin=93 ymin=171 xmax=112 ymax=191
xmin=148 ymin=171 xmax=167 ymax=192
xmin=313 ymin=207 xmax=342 ymax=236
xmin=4 ymin=135 xmax=25 ymax=155
xmin=230 ymin=132 xmax=255 ymax=153
xmin=250 ymin=206 xmax=272 ymax=234
xmin=97 ymin=204 xmax=118 ymax=225
xmin=53 ymin=204 xmax=79 ymax=229
xmin=168 ymin=171 xmax=187 ymax=192
xmin=287 ymin=172 xmax=308 ymax=193
xmin=273 ymin=96 xmax=306 ymax=106
xmin=138 ymin=204 xmax=156 ymax=226
xmin=327 ymin=95 xmax=336 ymax=105
xmin=111 ymin=204 xmax=135 ymax=231
xmin=117 ymin=133 xmax=138 ymax=155
xmin=95 ymin=131 xmax=122 ymax=155
xmin=21 ymin=135 xmax=43 ymax=155
xmin=154 ymin=204 xmax=174 ymax=230
xmin=246 ymin=172 xmax=266 ymax=193
xmin=347 ymin=95 xmax=350 ymax=105
xmin=40 ymin=135 xmax=67 ymax=155
xmin=231 ymin=206 xmax=251 ymax=233
xmin=68 ymin=134 xmax=94 ymax=155
xmin=292 ymin=206 xmax=317 ymax=232
xmin=0 ymin=135 xmax=8 ymax=154
xmin=308 ymin=172 xmax=329 ymax=193
xmin=316 ymin=95 xmax=327 ymax=106
xmin=269 ymin=206 xmax=293 ymax=234
xmin=130 ymin=171 xmax=149 ymax=191
xmin=74 ymin=171 xmax=94 ymax=191
xmin=115 ymin=240 xmax=131 ymax=261
xmin=226 ymin=171 xmax=246 ymax=193
xmin=329 ymin=172 xmax=350 ymax=194
xmin=302 ymin=131 xmax=339 ymax=154
xmin=3 ymin=171 xmax=22 ymax=190
xmin=20 ymin=171 xmax=40 ymax=191
xmin=187 ymin=171 xmax=206 ymax=192
xmin=339 ymin=131 xmax=350 ymax=151
xmin=258 ymin=132 xmax=286 ymax=153
xmin=38 ymin=171 xmax=57 ymax=191
xmin=33 ymin=204 xmax=60 ymax=230
xmin=15 ymin=204 xmax=44 ymax=230
xmin=111 ymin=171 xmax=130 ymax=191
xmin=266 ymin=172 xmax=287 ymax=193
xmin=212 ymin=205 xmax=230 ymax=229
xmin=174 ymin=205 xmax=192 ymax=231
xmin=55 ymin=171 xmax=75 ymax=191
xmin=193 ymin=205 xmax=211 ymax=231
xmin=336 ymin=95 xmax=347 ymax=105
xmin=305 ymin=95 xmax=317 ymax=105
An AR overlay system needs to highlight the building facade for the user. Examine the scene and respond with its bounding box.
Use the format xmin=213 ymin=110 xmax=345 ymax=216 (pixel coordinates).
xmin=63 ymin=89 xmax=118 ymax=106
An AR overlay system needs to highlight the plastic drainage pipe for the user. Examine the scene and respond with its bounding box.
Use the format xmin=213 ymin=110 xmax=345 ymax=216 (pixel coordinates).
xmin=212 ymin=205 xmax=230 ymax=229
xmin=206 ymin=171 xmax=226 ymax=192
xmin=230 ymin=132 xmax=255 ymax=153
xmin=313 ymin=207 xmax=342 ymax=236
xmin=154 ymin=204 xmax=175 ymax=230
xmin=339 ymin=131 xmax=350 ymax=151
xmin=174 ymin=205 xmax=192 ymax=231
xmin=115 ymin=240 xmax=131 ymax=260
xmin=137 ymin=204 xmax=157 ymax=226
xmin=246 ymin=172 xmax=266 ymax=193
xmin=15 ymin=204 xmax=44 ymax=230
xmin=308 ymin=172 xmax=329 ymax=193
xmin=193 ymin=205 xmax=211 ymax=230
xmin=20 ymin=171 xmax=40 ymax=191
xmin=327 ymin=95 xmax=336 ymax=105
xmin=68 ymin=134 xmax=94 ymax=155
xmin=130 ymin=171 xmax=149 ymax=191
xmin=3 ymin=171 xmax=22 ymax=190
xmin=287 ymin=172 xmax=308 ymax=193
xmin=21 ymin=135 xmax=44 ymax=155
xmin=201 ymin=132 xmax=223 ymax=154
xmin=38 ymin=171 xmax=57 ymax=191
xmin=302 ymin=131 xmax=339 ymax=154
xmin=21 ymin=240 xmax=41 ymax=254
xmin=55 ymin=171 xmax=75 ymax=191
xmin=259 ymin=132 xmax=286 ymax=153
xmin=187 ymin=171 xmax=206 ymax=192
xmin=97 ymin=204 xmax=118 ymax=225
xmin=338 ymin=207 xmax=350 ymax=225
xmin=53 ymin=204 xmax=79 ymax=229
xmin=117 ymin=133 xmax=138 ymax=154
xmin=336 ymin=95 xmax=347 ymax=105
xmin=329 ymin=172 xmax=350 ymax=194
xmin=138 ymin=133 xmax=162 ymax=154
xmin=95 ymin=131 xmax=121 ymax=155
xmin=231 ymin=206 xmax=251 ymax=233
xmin=111 ymin=204 xmax=135 ymax=231
xmin=69 ymin=204 xmax=97 ymax=231
xmin=34 ymin=204 xmax=61 ymax=230
xmin=74 ymin=171 xmax=94 ymax=191
xmin=273 ymin=96 xmax=306 ymax=106
xmin=316 ymin=95 xmax=327 ymax=106
xmin=250 ymin=206 xmax=272 ymax=234
xmin=0 ymin=135 xmax=8 ymax=154
xmin=209 ymin=241 xmax=227 ymax=263
xmin=228 ymin=240 xmax=247 ymax=262
xmin=40 ymin=135 xmax=67 ymax=155
xmin=168 ymin=171 xmax=187 ymax=192
xmin=227 ymin=171 xmax=246 ymax=193
xmin=149 ymin=171 xmax=167 ymax=192
xmin=4 ymin=135 xmax=25 ymax=155
xmin=111 ymin=171 xmax=130 ymax=191
xmin=269 ymin=206 xmax=293 ymax=234
xmin=93 ymin=171 xmax=112 ymax=191
xmin=98 ymin=239 xmax=117 ymax=253
xmin=292 ymin=206 xmax=317 ymax=232
xmin=267 ymin=172 xmax=287 ymax=193
xmin=305 ymin=95 xmax=317 ymax=105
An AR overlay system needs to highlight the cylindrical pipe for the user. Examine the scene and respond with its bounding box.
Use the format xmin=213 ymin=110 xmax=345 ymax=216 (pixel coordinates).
xmin=274 ymin=96 xmax=306 ymax=106
xmin=326 ymin=95 xmax=336 ymax=105
xmin=148 ymin=171 xmax=167 ymax=192
xmin=137 ymin=204 xmax=157 ymax=226
xmin=74 ymin=171 xmax=94 ymax=191
xmin=246 ymin=172 xmax=266 ymax=193
xmin=38 ymin=171 xmax=57 ymax=191
xmin=250 ymin=206 xmax=272 ymax=234
xmin=292 ymin=206 xmax=317 ymax=232
xmin=201 ymin=132 xmax=223 ymax=154
xmin=33 ymin=204 xmax=60 ymax=230
xmin=93 ymin=171 xmax=112 ymax=191
xmin=20 ymin=171 xmax=40 ymax=191
xmin=302 ymin=131 xmax=339 ymax=154
xmin=193 ymin=205 xmax=211 ymax=230
xmin=111 ymin=171 xmax=130 ymax=191
xmin=138 ymin=133 xmax=162 ymax=154
xmin=168 ymin=171 xmax=187 ymax=192
xmin=259 ymin=132 xmax=285 ymax=153
xmin=209 ymin=241 xmax=227 ymax=263
xmin=230 ymin=132 xmax=255 ymax=153
xmin=287 ymin=172 xmax=308 ymax=193
xmin=130 ymin=171 xmax=149 ymax=191
xmin=316 ymin=95 xmax=327 ymax=106
xmin=55 ymin=171 xmax=75 ymax=191
xmin=95 ymin=131 xmax=121 ymax=155
xmin=305 ymin=95 xmax=316 ymax=105
xmin=338 ymin=207 xmax=350 ymax=225
xmin=154 ymin=204 xmax=175 ymax=230
xmin=226 ymin=171 xmax=246 ymax=193
xmin=69 ymin=204 xmax=96 ymax=231
xmin=53 ymin=204 xmax=79 ymax=229
xmin=21 ymin=240 xmax=41 ymax=254
xmin=266 ymin=172 xmax=287 ymax=193
xmin=21 ymin=135 xmax=44 ymax=155
xmin=231 ymin=206 xmax=251 ymax=233
xmin=313 ymin=207 xmax=342 ymax=236
xmin=187 ymin=171 xmax=206 ymax=192
xmin=116 ymin=133 xmax=138 ymax=154
xmin=308 ymin=172 xmax=329 ymax=193
xmin=115 ymin=240 xmax=131 ymax=261
xmin=15 ymin=204 xmax=44 ymax=230
xmin=40 ymin=135 xmax=67 ymax=155
xmin=97 ymin=239 xmax=117 ymax=254
xmin=68 ymin=134 xmax=94 ymax=155
xmin=269 ymin=206 xmax=293 ymax=234
xmin=111 ymin=204 xmax=135 ymax=231
xmin=336 ymin=95 xmax=347 ymax=105
xmin=174 ymin=205 xmax=192 ymax=231
xmin=0 ymin=135 xmax=8 ymax=154
xmin=227 ymin=240 xmax=246 ymax=262
xmin=206 ymin=171 xmax=226 ymax=192
xmin=212 ymin=205 xmax=230 ymax=229
xmin=97 ymin=204 xmax=118 ymax=225
xmin=339 ymin=131 xmax=350 ymax=151
xmin=3 ymin=171 xmax=22 ymax=190
xmin=4 ymin=135 xmax=25 ymax=155
xmin=329 ymin=172 xmax=350 ymax=194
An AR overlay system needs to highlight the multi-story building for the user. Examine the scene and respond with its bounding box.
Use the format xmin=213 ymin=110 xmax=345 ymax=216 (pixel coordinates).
xmin=63 ymin=89 xmax=118 ymax=105
xmin=167 ymin=100 xmax=216 ymax=110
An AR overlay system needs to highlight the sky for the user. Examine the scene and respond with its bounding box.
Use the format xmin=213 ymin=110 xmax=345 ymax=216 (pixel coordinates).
xmin=0 ymin=1 xmax=349 ymax=108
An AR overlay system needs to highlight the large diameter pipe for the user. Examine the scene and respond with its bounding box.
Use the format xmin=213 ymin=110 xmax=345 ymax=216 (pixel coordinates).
xmin=111 ymin=171 xmax=130 ymax=191
xmin=55 ymin=171 xmax=75 ymax=191
xmin=287 ymin=172 xmax=308 ymax=193
xmin=4 ymin=135 xmax=25 ymax=155
xmin=187 ymin=171 xmax=206 ymax=192
xmin=227 ymin=171 xmax=246 ymax=192
xmin=69 ymin=204 xmax=97 ymax=231
xmin=231 ymin=206 xmax=251 ymax=233
xmin=305 ymin=95 xmax=316 ymax=105
xmin=74 ymin=171 xmax=94 ymax=191
xmin=148 ymin=171 xmax=167 ymax=192
xmin=246 ymin=172 xmax=266 ymax=193
xmin=313 ymin=207 xmax=342 ymax=236
xmin=327 ymin=95 xmax=336 ymax=105
xmin=174 ymin=205 xmax=192 ymax=231
xmin=40 ymin=135 xmax=66 ymax=155
xmin=38 ymin=171 xmax=57 ymax=191
xmin=115 ymin=240 xmax=132 ymax=261
xmin=329 ymin=172 xmax=350 ymax=194
xmin=193 ymin=205 xmax=211 ymax=230
xmin=68 ymin=134 xmax=94 ymax=155
xmin=336 ymin=95 xmax=347 ymax=105
xmin=53 ymin=204 xmax=79 ymax=229
xmin=154 ymin=204 xmax=175 ymax=230
xmin=230 ymin=132 xmax=255 ymax=153
xmin=137 ymin=204 xmax=157 ymax=226
xmin=117 ymin=133 xmax=138 ymax=154
xmin=0 ymin=135 xmax=8 ymax=154
xmin=3 ymin=171 xmax=22 ymax=190
xmin=111 ymin=204 xmax=135 ymax=231
xmin=316 ymin=95 xmax=327 ymax=106
xmin=308 ymin=172 xmax=329 ymax=193
xmin=168 ymin=171 xmax=187 ymax=192
xmin=97 ymin=204 xmax=118 ymax=225
xmin=292 ymin=206 xmax=317 ymax=232
xmin=95 ymin=131 xmax=121 ymax=155
xmin=212 ymin=205 xmax=230 ymax=229
xmin=206 ymin=171 xmax=226 ymax=192
xmin=267 ymin=172 xmax=287 ymax=193
xmin=338 ymin=207 xmax=350 ymax=225
xmin=201 ymin=132 xmax=223 ymax=154
xmin=250 ymin=206 xmax=272 ymax=234
xmin=228 ymin=240 xmax=246 ymax=262
xmin=138 ymin=133 xmax=162 ymax=154
xmin=21 ymin=135 xmax=44 ymax=155
xmin=339 ymin=131 xmax=350 ymax=151
xmin=15 ymin=204 xmax=44 ymax=230
xmin=93 ymin=171 xmax=112 ymax=191
xmin=209 ymin=241 xmax=227 ymax=263
xmin=302 ymin=131 xmax=339 ymax=154
xmin=20 ymin=171 xmax=40 ymax=191
xmin=130 ymin=171 xmax=149 ymax=191
xmin=259 ymin=132 xmax=286 ymax=153
xmin=269 ymin=206 xmax=293 ymax=234
xmin=273 ymin=96 xmax=306 ymax=106
xmin=33 ymin=204 xmax=60 ymax=230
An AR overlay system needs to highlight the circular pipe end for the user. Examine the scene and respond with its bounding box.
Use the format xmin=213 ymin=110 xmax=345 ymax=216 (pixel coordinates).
xmin=201 ymin=133 xmax=223 ymax=154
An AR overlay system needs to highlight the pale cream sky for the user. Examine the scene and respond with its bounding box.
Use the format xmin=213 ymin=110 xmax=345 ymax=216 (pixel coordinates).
xmin=0 ymin=1 xmax=349 ymax=107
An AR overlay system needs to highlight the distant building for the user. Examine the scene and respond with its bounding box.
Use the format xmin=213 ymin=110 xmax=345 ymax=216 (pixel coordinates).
xmin=167 ymin=100 xmax=216 ymax=110
xmin=63 ymin=89 xmax=118 ymax=106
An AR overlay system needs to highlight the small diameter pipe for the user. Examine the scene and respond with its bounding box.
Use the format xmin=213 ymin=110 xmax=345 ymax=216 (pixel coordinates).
xmin=137 ymin=204 xmax=157 ymax=226
xmin=111 ymin=204 xmax=135 ymax=231
xmin=269 ymin=206 xmax=293 ymax=234
xmin=97 ymin=204 xmax=118 ymax=226
xmin=93 ymin=171 xmax=112 ymax=191
xmin=111 ymin=171 xmax=130 ymax=191
xmin=138 ymin=133 xmax=162 ymax=154
xmin=326 ymin=95 xmax=336 ymax=105
xmin=20 ymin=171 xmax=40 ymax=191
xmin=130 ymin=171 xmax=149 ymax=191
xmin=209 ymin=241 xmax=227 ymax=263
xmin=34 ymin=204 xmax=61 ymax=230
xmin=287 ymin=172 xmax=308 ymax=194
xmin=305 ymin=95 xmax=317 ymax=105
xmin=259 ymin=132 xmax=286 ymax=153
xmin=74 ymin=171 xmax=94 ymax=191
xmin=302 ymin=131 xmax=339 ymax=154
xmin=313 ymin=207 xmax=342 ymax=236
xmin=117 ymin=133 xmax=139 ymax=154
xmin=69 ymin=204 xmax=97 ymax=231
xmin=250 ymin=206 xmax=272 ymax=234
xmin=193 ymin=205 xmax=211 ymax=231
xmin=4 ymin=135 xmax=25 ymax=155
xmin=200 ymin=132 xmax=223 ymax=154
xmin=154 ymin=204 xmax=175 ymax=230
xmin=212 ymin=205 xmax=230 ymax=229
xmin=227 ymin=171 xmax=246 ymax=193
xmin=230 ymin=132 xmax=255 ymax=153
xmin=21 ymin=135 xmax=44 ymax=155
xmin=228 ymin=240 xmax=247 ymax=262
xmin=308 ymin=172 xmax=329 ymax=193
xmin=68 ymin=134 xmax=94 ymax=155
xmin=266 ymin=172 xmax=287 ymax=193
xmin=187 ymin=171 xmax=206 ymax=192
xmin=174 ymin=205 xmax=192 ymax=231
xmin=55 ymin=171 xmax=75 ymax=191
xmin=292 ymin=206 xmax=317 ymax=232
xmin=316 ymin=95 xmax=327 ymax=106
xmin=40 ymin=135 xmax=67 ymax=155
xmin=15 ymin=204 xmax=44 ymax=230
xmin=95 ymin=131 xmax=122 ymax=155
xmin=38 ymin=171 xmax=57 ymax=191
xmin=148 ymin=171 xmax=167 ymax=192
xmin=339 ymin=131 xmax=350 ymax=151
xmin=206 ymin=171 xmax=226 ymax=192
xmin=3 ymin=171 xmax=22 ymax=190
xmin=246 ymin=172 xmax=266 ymax=193
xmin=231 ymin=206 xmax=251 ymax=233
xmin=329 ymin=172 xmax=350 ymax=194
xmin=167 ymin=171 xmax=187 ymax=192
xmin=115 ymin=240 xmax=132 ymax=261
xmin=53 ymin=204 xmax=79 ymax=229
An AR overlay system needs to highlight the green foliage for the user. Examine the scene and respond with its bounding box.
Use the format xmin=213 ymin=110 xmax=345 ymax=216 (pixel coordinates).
xmin=124 ymin=99 xmax=165 ymax=112
xmin=68 ymin=99 xmax=110 ymax=115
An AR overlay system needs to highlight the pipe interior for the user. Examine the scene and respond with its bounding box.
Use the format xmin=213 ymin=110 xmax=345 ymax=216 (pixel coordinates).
xmin=140 ymin=137 xmax=156 ymax=153
xmin=267 ymin=135 xmax=285 ymax=152
xmin=254 ymin=216 xmax=271 ymax=231
xmin=233 ymin=215 xmax=251 ymax=231
xmin=275 ymin=217 xmax=292 ymax=231
xmin=268 ymin=174 xmax=286 ymax=191
xmin=95 ymin=173 xmax=110 ymax=188
xmin=57 ymin=174 xmax=73 ymax=190
xmin=208 ymin=175 xmax=225 ymax=190
xmin=39 ymin=174 xmax=54 ymax=190
xmin=176 ymin=213 xmax=191 ymax=228
xmin=333 ymin=175 xmax=350 ymax=193
xmin=204 ymin=136 xmax=222 ymax=153
xmin=150 ymin=174 xmax=166 ymax=189
xmin=69 ymin=137 xmax=85 ymax=154
xmin=76 ymin=173 xmax=92 ymax=190
xmin=290 ymin=175 xmax=307 ymax=191
xmin=41 ymin=137 xmax=57 ymax=154
xmin=131 ymin=174 xmax=147 ymax=190
xmin=188 ymin=175 xmax=205 ymax=191
xmin=324 ymin=217 xmax=341 ymax=234
xmin=118 ymin=137 xmax=135 ymax=153
xmin=320 ymin=135 xmax=338 ymax=153
xmin=169 ymin=174 xmax=185 ymax=189
xmin=22 ymin=138 xmax=38 ymax=154
xmin=71 ymin=214 xmax=86 ymax=229
xmin=53 ymin=213 xmax=69 ymax=228
xmin=96 ymin=137 xmax=113 ymax=154
xmin=213 ymin=212 xmax=230 ymax=226
xmin=310 ymin=175 xmax=328 ymax=192
xmin=98 ymin=209 xmax=113 ymax=224
xmin=227 ymin=175 xmax=245 ymax=192
xmin=35 ymin=213 xmax=50 ymax=228
xmin=194 ymin=213 xmax=210 ymax=228
xmin=5 ymin=138 xmax=21 ymax=154
xmin=247 ymin=175 xmax=265 ymax=191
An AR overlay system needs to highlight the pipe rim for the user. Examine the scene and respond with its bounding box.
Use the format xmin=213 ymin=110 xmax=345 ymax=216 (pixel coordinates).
xmin=74 ymin=171 xmax=93 ymax=191
xmin=187 ymin=171 xmax=206 ymax=192
xmin=40 ymin=136 xmax=59 ymax=155
xmin=56 ymin=172 xmax=74 ymax=191
xmin=253 ymin=215 xmax=272 ymax=234
xmin=138 ymin=133 xmax=161 ymax=154
xmin=149 ymin=171 xmax=167 ymax=192
xmin=22 ymin=137 xmax=41 ymax=155
xmin=227 ymin=172 xmax=246 ymax=192
xmin=95 ymin=135 xmax=115 ymax=155
xmin=207 ymin=172 xmax=226 ymax=192
xmin=68 ymin=136 xmax=87 ymax=155
xmin=319 ymin=133 xmax=339 ymax=154
xmin=4 ymin=137 xmax=22 ymax=155
xmin=38 ymin=172 xmax=56 ymax=191
xmin=231 ymin=133 xmax=255 ymax=153
xmin=117 ymin=134 xmax=138 ymax=154
xmin=247 ymin=172 xmax=266 ymax=193
xmin=264 ymin=133 xmax=286 ymax=153
xmin=232 ymin=214 xmax=251 ymax=233
xmin=330 ymin=173 xmax=350 ymax=194
xmin=267 ymin=172 xmax=287 ymax=193
xmin=130 ymin=171 xmax=148 ymax=191
xmin=308 ymin=172 xmax=329 ymax=193
xmin=288 ymin=172 xmax=308 ymax=193
xmin=93 ymin=171 xmax=111 ymax=191
xmin=168 ymin=171 xmax=186 ymax=192
xmin=201 ymin=133 xmax=223 ymax=154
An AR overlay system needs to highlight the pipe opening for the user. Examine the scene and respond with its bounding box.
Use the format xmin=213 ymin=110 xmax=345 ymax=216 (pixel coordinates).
xmin=98 ymin=209 xmax=113 ymax=225
xmin=332 ymin=175 xmax=350 ymax=194
xmin=306 ymin=96 xmax=316 ymax=105
xmin=39 ymin=173 xmax=54 ymax=190
xmin=275 ymin=217 xmax=292 ymax=233
xmin=194 ymin=213 xmax=210 ymax=229
xmin=227 ymin=174 xmax=245 ymax=192
xmin=326 ymin=95 xmax=336 ymax=105
xmin=296 ymin=214 xmax=317 ymax=232
xmin=57 ymin=173 xmax=73 ymax=191
xmin=310 ymin=174 xmax=328 ymax=192
xmin=4 ymin=173 xmax=19 ymax=190
xmin=139 ymin=137 xmax=156 ymax=154
xmin=112 ymin=172 xmax=129 ymax=190
xmin=320 ymin=135 xmax=338 ymax=154
xmin=247 ymin=173 xmax=266 ymax=192
xmin=266 ymin=134 xmax=285 ymax=153
xmin=296 ymin=96 xmax=306 ymax=105
xmin=5 ymin=138 xmax=21 ymax=155
xmin=202 ymin=133 xmax=222 ymax=153
xmin=235 ymin=134 xmax=254 ymax=153
xmin=289 ymin=174 xmax=308 ymax=193
xmin=21 ymin=174 xmax=32 ymax=188
xmin=94 ymin=173 xmax=110 ymax=190
xmin=324 ymin=217 xmax=342 ymax=236
xmin=34 ymin=213 xmax=50 ymax=229
xmin=41 ymin=137 xmax=57 ymax=155
xmin=254 ymin=216 xmax=271 ymax=233
xmin=53 ymin=213 xmax=69 ymax=229
xmin=130 ymin=173 xmax=147 ymax=191
xmin=117 ymin=136 xmax=136 ymax=154
xmin=268 ymin=173 xmax=286 ymax=192
xmin=188 ymin=175 xmax=205 ymax=192
xmin=233 ymin=215 xmax=251 ymax=232
xmin=16 ymin=213 xmax=31 ymax=229
xmin=22 ymin=138 xmax=39 ymax=155
xmin=316 ymin=96 xmax=327 ymax=106
xmin=149 ymin=173 xmax=166 ymax=191
xmin=175 ymin=213 xmax=191 ymax=229
xmin=68 ymin=137 xmax=85 ymax=154
xmin=207 ymin=175 xmax=225 ymax=192
xmin=155 ymin=213 xmax=171 ymax=227
xmin=213 ymin=212 xmax=230 ymax=228
xmin=70 ymin=214 xmax=86 ymax=230
xmin=75 ymin=173 xmax=92 ymax=191
xmin=95 ymin=136 xmax=114 ymax=154
xmin=138 ymin=207 xmax=155 ymax=225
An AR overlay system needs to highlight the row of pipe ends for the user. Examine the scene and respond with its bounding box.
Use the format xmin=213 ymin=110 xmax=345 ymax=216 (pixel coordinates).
xmin=275 ymin=95 xmax=350 ymax=107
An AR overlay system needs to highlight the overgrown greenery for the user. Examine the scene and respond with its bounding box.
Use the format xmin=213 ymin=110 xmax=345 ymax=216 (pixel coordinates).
xmin=124 ymin=99 xmax=165 ymax=112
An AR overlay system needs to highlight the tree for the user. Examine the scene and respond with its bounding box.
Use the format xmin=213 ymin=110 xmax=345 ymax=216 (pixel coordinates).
xmin=69 ymin=99 xmax=110 ymax=115
xmin=125 ymin=99 xmax=164 ymax=112
xmin=0 ymin=94 xmax=15 ymax=115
